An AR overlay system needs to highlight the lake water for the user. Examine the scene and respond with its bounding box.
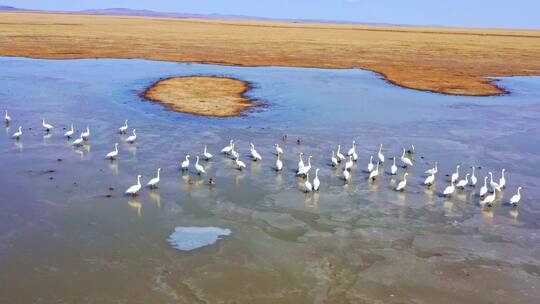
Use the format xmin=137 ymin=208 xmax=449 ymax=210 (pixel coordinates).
xmin=0 ymin=57 xmax=539 ymax=303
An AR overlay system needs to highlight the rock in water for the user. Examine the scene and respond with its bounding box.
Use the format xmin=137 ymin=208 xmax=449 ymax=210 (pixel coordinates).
xmin=168 ymin=226 xmax=231 ymax=251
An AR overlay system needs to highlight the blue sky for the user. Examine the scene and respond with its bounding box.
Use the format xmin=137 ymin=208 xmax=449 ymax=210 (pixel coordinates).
xmin=2 ymin=0 xmax=539 ymax=29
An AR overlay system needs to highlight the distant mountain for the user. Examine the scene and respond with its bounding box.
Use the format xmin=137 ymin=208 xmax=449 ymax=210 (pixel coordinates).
xmin=0 ymin=5 xmax=32 ymax=11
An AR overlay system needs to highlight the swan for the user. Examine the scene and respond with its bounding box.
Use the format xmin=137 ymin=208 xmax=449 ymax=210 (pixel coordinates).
xmin=347 ymin=140 xmax=356 ymax=156
xmin=146 ymin=168 xmax=161 ymax=188
xmin=297 ymin=152 xmax=305 ymax=170
xmin=367 ymin=155 xmax=374 ymax=173
xmin=377 ymin=144 xmax=385 ymax=163
xmin=181 ymin=155 xmax=190 ymax=171
xmin=12 ymin=126 xmax=22 ymax=139
xmin=313 ymin=168 xmax=320 ymax=191
xmin=390 ymin=157 xmax=398 ymax=175
xmin=81 ymin=126 xmax=90 ymax=141
xmin=480 ymin=189 xmax=497 ymax=207
xmin=125 ymin=175 xmax=142 ymax=196
xmin=451 ymin=164 xmax=460 ymax=183
xmin=395 ymin=172 xmax=408 ymax=191
xmin=425 ymin=162 xmax=438 ymax=175
xmin=424 ymin=171 xmax=435 ymax=186
xmin=304 ymin=172 xmax=313 ymax=192
xmin=275 ymin=143 xmax=284 ymax=155
xmin=64 ymin=123 xmax=74 ymax=138
xmin=489 ymin=172 xmax=501 ymax=192
xmin=195 ymin=156 xmax=205 ymax=175
xmin=443 ymin=180 xmax=455 ymax=197
xmin=345 ymin=155 xmax=354 ymax=171
xmin=499 ymin=168 xmax=506 ymax=189
xmin=250 ymin=143 xmax=262 ymax=161
xmin=126 ymin=129 xmax=137 ymax=144
xmin=343 ymin=167 xmax=350 ymax=182
xmin=456 ymin=173 xmax=470 ymax=189
xmin=297 ymin=155 xmax=312 ymax=176
xmin=336 ymin=145 xmax=345 ymax=162
xmin=72 ymin=133 xmax=84 ymax=146
xmin=479 ymin=176 xmax=488 ymax=197
xmin=230 ymin=142 xmax=239 ymax=159
xmin=4 ymin=110 xmax=11 ymax=124
xmin=400 ymin=148 xmax=413 ymax=167
xmin=331 ymin=151 xmax=338 ymax=167
xmin=221 ymin=140 xmax=234 ymax=154
xmin=470 ymin=166 xmax=477 ymax=186
xmin=203 ymin=145 xmax=213 ymax=160
xmin=369 ymin=161 xmax=379 ymax=180
xmin=106 ymin=143 xmax=119 ymax=159
xmin=275 ymin=153 xmax=283 ymax=171
xmin=509 ymin=186 xmax=522 ymax=206
xmin=42 ymin=119 xmax=53 ymax=132
xmin=118 ymin=119 xmax=128 ymax=134
xmin=235 ymin=155 xmax=246 ymax=170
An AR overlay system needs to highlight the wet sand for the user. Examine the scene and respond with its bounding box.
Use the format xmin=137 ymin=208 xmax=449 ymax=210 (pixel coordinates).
xmin=143 ymin=76 xmax=257 ymax=117
xmin=1 ymin=12 xmax=540 ymax=96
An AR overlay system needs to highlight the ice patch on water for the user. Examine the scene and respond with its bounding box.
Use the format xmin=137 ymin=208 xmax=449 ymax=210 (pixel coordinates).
xmin=168 ymin=226 xmax=231 ymax=251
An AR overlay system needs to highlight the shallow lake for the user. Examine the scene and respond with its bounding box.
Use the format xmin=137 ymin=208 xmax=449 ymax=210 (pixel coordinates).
xmin=1 ymin=57 xmax=539 ymax=303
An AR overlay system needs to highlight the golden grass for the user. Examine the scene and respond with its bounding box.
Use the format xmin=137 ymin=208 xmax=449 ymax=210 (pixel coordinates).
xmin=1 ymin=12 xmax=540 ymax=96
xmin=143 ymin=76 xmax=255 ymax=117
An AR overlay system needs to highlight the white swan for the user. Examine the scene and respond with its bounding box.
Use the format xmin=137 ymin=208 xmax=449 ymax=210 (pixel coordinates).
xmin=313 ymin=168 xmax=320 ymax=191
xmin=181 ymin=155 xmax=190 ymax=171
xmin=146 ymin=168 xmax=161 ymax=188
xmin=250 ymin=143 xmax=262 ymax=161
xmin=106 ymin=143 xmax=119 ymax=159
xmin=235 ymin=155 xmax=246 ymax=170
xmin=125 ymin=175 xmax=142 ymax=196
xmin=230 ymin=142 xmax=239 ymax=159
xmin=480 ymin=189 xmax=497 ymax=207
xmin=336 ymin=145 xmax=345 ymax=162
xmin=221 ymin=140 xmax=234 ymax=154
xmin=347 ymin=140 xmax=356 ymax=156
xmin=390 ymin=157 xmax=397 ymax=175
xmin=297 ymin=152 xmax=305 ymax=170
xmin=451 ymin=164 xmax=460 ymax=184
xmin=443 ymin=180 xmax=455 ymax=197
xmin=126 ymin=129 xmax=137 ymax=144
xmin=4 ymin=110 xmax=11 ymax=124
xmin=118 ymin=119 xmax=128 ymax=134
xmin=369 ymin=161 xmax=379 ymax=180
xmin=367 ymin=155 xmax=374 ymax=173
xmin=275 ymin=153 xmax=283 ymax=171
xmin=479 ymin=176 xmax=488 ymax=197
xmin=345 ymin=155 xmax=354 ymax=171
xmin=72 ymin=133 xmax=84 ymax=146
xmin=343 ymin=167 xmax=350 ymax=182
xmin=304 ymin=172 xmax=313 ymax=192
xmin=81 ymin=126 xmax=90 ymax=141
xmin=456 ymin=173 xmax=469 ymax=189
xmin=424 ymin=171 xmax=435 ymax=186
xmin=195 ymin=156 xmax=205 ymax=175
xmin=203 ymin=145 xmax=213 ymax=160
xmin=499 ymin=168 xmax=506 ymax=189
xmin=400 ymin=148 xmax=413 ymax=167
xmin=377 ymin=144 xmax=385 ymax=163
xmin=470 ymin=166 xmax=477 ymax=186
xmin=64 ymin=123 xmax=74 ymax=138
xmin=42 ymin=119 xmax=53 ymax=132
xmin=297 ymin=155 xmax=312 ymax=176
xmin=489 ymin=172 xmax=501 ymax=192
xmin=425 ymin=162 xmax=438 ymax=175
xmin=395 ymin=172 xmax=408 ymax=191
xmin=509 ymin=186 xmax=522 ymax=206
xmin=331 ymin=151 xmax=338 ymax=167
xmin=12 ymin=126 xmax=22 ymax=139
xmin=275 ymin=143 xmax=284 ymax=155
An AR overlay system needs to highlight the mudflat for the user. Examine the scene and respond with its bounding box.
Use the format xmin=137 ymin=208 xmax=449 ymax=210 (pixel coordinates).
xmin=1 ymin=12 xmax=540 ymax=96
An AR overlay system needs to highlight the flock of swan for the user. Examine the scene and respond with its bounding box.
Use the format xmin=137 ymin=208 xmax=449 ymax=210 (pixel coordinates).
xmin=4 ymin=110 xmax=524 ymax=209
